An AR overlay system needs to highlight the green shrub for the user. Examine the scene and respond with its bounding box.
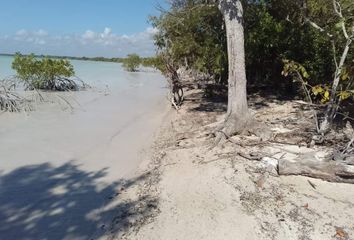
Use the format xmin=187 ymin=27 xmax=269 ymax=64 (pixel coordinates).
xmin=12 ymin=53 xmax=75 ymax=90
xmin=122 ymin=54 xmax=141 ymax=72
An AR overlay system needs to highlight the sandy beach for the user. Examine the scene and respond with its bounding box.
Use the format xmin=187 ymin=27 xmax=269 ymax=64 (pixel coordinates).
xmin=3 ymin=1 xmax=353 ymax=239
xmin=1 ymin=71 xmax=354 ymax=240
xmin=1 ymin=72 xmax=354 ymax=240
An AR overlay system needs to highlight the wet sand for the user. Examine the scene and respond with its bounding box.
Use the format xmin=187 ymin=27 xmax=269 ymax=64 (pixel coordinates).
xmin=0 ymin=63 xmax=168 ymax=239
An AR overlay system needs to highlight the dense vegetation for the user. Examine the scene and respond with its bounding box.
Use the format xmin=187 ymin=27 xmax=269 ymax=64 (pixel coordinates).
xmin=151 ymin=2 xmax=227 ymax=84
xmin=150 ymin=0 xmax=354 ymax=100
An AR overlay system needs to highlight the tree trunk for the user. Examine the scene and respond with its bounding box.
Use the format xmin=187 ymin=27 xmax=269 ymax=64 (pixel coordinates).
xmin=218 ymin=0 xmax=249 ymax=136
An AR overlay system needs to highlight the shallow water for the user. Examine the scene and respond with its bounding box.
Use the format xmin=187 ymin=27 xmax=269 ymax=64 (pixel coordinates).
xmin=0 ymin=55 xmax=157 ymax=90
xmin=0 ymin=56 xmax=168 ymax=239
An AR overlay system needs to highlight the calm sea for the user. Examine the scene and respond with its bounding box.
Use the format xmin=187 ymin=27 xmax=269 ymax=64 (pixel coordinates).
xmin=0 ymin=55 xmax=165 ymax=92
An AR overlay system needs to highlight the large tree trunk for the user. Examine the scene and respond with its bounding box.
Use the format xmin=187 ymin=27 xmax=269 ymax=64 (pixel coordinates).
xmin=218 ymin=0 xmax=249 ymax=137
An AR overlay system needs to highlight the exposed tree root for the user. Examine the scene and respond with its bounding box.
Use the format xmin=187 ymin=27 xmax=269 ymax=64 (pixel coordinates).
xmin=211 ymin=97 xmax=354 ymax=184
xmin=214 ymin=114 xmax=273 ymax=146
xmin=0 ymin=76 xmax=90 ymax=112
xmin=0 ymin=81 xmax=31 ymax=112
xmin=23 ymin=76 xmax=90 ymax=91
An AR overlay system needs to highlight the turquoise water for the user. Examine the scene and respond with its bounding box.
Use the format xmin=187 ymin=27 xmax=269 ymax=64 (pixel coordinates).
xmin=0 ymin=55 xmax=14 ymax=78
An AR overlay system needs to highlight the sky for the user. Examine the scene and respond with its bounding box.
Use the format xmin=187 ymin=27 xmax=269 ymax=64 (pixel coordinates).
xmin=0 ymin=0 xmax=168 ymax=57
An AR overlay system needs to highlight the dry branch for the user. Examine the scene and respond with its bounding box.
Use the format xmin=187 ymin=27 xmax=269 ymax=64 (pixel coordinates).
xmin=0 ymin=81 xmax=31 ymax=112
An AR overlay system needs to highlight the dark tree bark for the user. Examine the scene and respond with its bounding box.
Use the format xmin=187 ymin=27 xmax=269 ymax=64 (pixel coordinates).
xmin=217 ymin=0 xmax=249 ymax=137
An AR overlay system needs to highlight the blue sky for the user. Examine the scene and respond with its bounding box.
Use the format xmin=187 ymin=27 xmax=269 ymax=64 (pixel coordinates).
xmin=0 ymin=0 xmax=167 ymax=57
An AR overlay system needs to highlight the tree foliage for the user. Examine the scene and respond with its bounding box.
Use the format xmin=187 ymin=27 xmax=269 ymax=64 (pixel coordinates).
xmin=141 ymin=56 xmax=166 ymax=72
xmin=150 ymin=1 xmax=228 ymax=84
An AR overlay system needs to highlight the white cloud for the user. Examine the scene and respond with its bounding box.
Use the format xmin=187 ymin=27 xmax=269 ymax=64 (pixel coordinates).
xmin=146 ymin=27 xmax=159 ymax=35
xmin=82 ymin=30 xmax=96 ymax=40
xmin=36 ymin=39 xmax=46 ymax=45
xmin=36 ymin=29 xmax=48 ymax=37
xmin=16 ymin=29 xmax=27 ymax=36
xmin=0 ymin=27 xmax=158 ymax=57
xmin=101 ymin=27 xmax=112 ymax=37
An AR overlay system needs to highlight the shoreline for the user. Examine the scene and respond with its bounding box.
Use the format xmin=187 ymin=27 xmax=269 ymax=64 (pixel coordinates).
xmin=90 ymin=104 xmax=173 ymax=240
xmin=0 ymin=69 xmax=169 ymax=240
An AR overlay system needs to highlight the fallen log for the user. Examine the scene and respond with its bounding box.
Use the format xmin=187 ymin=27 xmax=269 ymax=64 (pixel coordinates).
xmin=278 ymin=155 xmax=354 ymax=184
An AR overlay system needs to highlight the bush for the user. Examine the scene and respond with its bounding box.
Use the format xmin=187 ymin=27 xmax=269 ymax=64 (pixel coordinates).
xmin=122 ymin=54 xmax=141 ymax=72
xmin=12 ymin=53 xmax=77 ymax=91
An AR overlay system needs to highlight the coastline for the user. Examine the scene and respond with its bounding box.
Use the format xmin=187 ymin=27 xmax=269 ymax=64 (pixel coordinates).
xmin=0 ymin=68 xmax=169 ymax=239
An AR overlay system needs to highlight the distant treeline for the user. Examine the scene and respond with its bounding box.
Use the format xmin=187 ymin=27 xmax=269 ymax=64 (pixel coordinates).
xmin=0 ymin=53 xmax=126 ymax=63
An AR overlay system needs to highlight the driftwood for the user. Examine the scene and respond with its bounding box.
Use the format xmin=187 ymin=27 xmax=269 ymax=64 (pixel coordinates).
xmin=218 ymin=117 xmax=354 ymax=184
xmin=278 ymin=154 xmax=354 ymax=184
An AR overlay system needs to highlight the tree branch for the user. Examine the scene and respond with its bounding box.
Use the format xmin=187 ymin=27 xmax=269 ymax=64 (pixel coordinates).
xmin=304 ymin=18 xmax=334 ymax=38
xmin=333 ymin=0 xmax=349 ymax=39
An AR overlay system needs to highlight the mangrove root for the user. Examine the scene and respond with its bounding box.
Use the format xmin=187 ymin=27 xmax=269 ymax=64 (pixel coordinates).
xmin=0 ymin=83 xmax=31 ymax=112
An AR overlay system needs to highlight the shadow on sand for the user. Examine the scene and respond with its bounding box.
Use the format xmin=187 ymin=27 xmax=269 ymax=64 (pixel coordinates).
xmin=186 ymin=91 xmax=227 ymax=113
xmin=0 ymin=162 xmax=154 ymax=240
